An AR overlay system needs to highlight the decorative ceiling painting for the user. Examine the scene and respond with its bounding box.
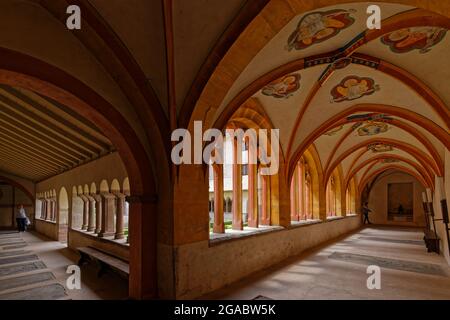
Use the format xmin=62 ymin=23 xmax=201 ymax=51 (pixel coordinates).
xmin=381 ymin=27 xmax=447 ymax=54
xmin=286 ymin=9 xmax=356 ymax=51
xmin=330 ymin=76 xmax=380 ymax=103
xmin=356 ymin=122 xmax=389 ymax=136
xmin=261 ymin=73 xmax=301 ymax=99
xmin=324 ymin=125 xmax=344 ymax=136
xmin=368 ymin=143 xmax=394 ymax=153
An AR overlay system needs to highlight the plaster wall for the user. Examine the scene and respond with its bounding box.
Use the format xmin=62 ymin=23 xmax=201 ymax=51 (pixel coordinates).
xmin=368 ymin=172 xmax=426 ymax=227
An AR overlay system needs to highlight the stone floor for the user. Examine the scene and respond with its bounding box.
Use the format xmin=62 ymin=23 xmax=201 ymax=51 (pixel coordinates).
xmin=202 ymin=226 xmax=450 ymax=300
xmin=0 ymin=230 xmax=128 ymax=300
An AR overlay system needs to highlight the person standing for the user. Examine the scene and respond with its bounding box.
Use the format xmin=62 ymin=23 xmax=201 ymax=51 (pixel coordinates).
xmin=362 ymin=202 xmax=372 ymax=225
xmin=15 ymin=204 xmax=28 ymax=232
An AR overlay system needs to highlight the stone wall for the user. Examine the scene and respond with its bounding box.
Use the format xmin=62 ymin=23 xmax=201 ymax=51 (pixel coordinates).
xmin=173 ymin=215 xmax=361 ymax=299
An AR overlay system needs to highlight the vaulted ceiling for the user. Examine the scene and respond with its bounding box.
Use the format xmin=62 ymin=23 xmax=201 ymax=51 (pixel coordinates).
xmin=191 ymin=1 xmax=450 ymax=192
xmin=0 ymin=85 xmax=114 ymax=181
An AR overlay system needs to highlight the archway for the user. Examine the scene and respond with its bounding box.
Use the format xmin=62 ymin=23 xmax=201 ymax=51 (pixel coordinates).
xmin=0 ymin=48 xmax=159 ymax=299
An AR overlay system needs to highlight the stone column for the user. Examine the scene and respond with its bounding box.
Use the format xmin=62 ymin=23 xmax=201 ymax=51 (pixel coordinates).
xmin=297 ymin=160 xmax=304 ymax=220
xmin=261 ymin=175 xmax=270 ymax=225
xmin=41 ymin=199 xmax=46 ymax=219
xmin=213 ymin=164 xmax=224 ymax=233
xmin=93 ymin=194 xmax=102 ymax=234
xmin=247 ymin=159 xmax=258 ymax=228
xmin=232 ymin=138 xmax=243 ymax=230
xmin=87 ymin=195 xmax=96 ymax=232
xmin=114 ymin=193 xmax=126 ymax=240
xmin=46 ymin=199 xmax=52 ymax=221
xmin=53 ymin=199 xmax=58 ymax=221
xmin=98 ymin=193 xmax=115 ymax=238
xmin=290 ymin=172 xmax=298 ymax=221
xmin=79 ymin=195 xmax=89 ymax=230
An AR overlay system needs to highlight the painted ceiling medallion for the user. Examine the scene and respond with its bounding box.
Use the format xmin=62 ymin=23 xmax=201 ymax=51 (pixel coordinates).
xmin=287 ymin=9 xmax=356 ymax=51
xmin=261 ymin=74 xmax=301 ymax=99
xmin=381 ymin=27 xmax=447 ymax=54
xmin=368 ymin=143 xmax=394 ymax=153
xmin=357 ymin=122 xmax=389 ymax=136
xmin=331 ymin=76 xmax=379 ymax=103
xmin=324 ymin=125 xmax=344 ymax=136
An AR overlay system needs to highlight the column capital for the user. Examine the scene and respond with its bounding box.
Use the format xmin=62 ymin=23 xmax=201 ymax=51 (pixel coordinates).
xmin=92 ymin=194 xmax=102 ymax=202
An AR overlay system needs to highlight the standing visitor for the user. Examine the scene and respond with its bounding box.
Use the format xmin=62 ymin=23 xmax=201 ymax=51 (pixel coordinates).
xmin=16 ymin=204 xmax=29 ymax=233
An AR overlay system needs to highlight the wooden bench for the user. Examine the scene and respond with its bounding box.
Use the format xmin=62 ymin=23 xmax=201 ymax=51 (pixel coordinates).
xmin=77 ymin=246 xmax=129 ymax=279
xmin=423 ymin=230 xmax=440 ymax=254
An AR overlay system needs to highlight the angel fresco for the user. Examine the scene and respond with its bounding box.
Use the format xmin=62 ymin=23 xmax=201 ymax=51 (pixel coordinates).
xmin=368 ymin=143 xmax=394 ymax=153
xmin=261 ymin=74 xmax=301 ymax=99
xmin=381 ymin=27 xmax=447 ymax=54
xmin=331 ymin=76 xmax=379 ymax=103
xmin=287 ymin=9 xmax=356 ymax=51
xmin=357 ymin=122 xmax=389 ymax=136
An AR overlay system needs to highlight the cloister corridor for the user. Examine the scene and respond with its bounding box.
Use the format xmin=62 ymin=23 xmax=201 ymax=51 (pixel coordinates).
xmin=0 ymin=0 xmax=449 ymax=302
xmin=203 ymin=227 xmax=450 ymax=300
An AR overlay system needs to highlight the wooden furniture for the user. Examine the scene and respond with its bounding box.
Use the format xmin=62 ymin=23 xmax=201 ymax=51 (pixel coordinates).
xmin=423 ymin=230 xmax=440 ymax=254
xmin=77 ymin=246 xmax=129 ymax=279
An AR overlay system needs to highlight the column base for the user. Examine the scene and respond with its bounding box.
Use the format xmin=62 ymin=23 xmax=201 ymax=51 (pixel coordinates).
xmin=87 ymin=227 xmax=95 ymax=232
xmin=94 ymin=228 xmax=101 ymax=234
xmin=114 ymin=233 xmax=125 ymax=240
xmin=81 ymin=225 xmax=88 ymax=230
xmin=98 ymin=232 xmax=114 ymax=238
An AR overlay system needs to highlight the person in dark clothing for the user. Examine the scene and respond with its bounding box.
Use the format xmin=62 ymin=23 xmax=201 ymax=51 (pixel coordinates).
xmin=362 ymin=202 xmax=372 ymax=224
xmin=398 ymin=204 xmax=404 ymax=216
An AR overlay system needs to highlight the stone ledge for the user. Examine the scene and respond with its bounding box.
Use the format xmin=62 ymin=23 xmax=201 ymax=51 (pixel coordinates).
xmin=70 ymin=228 xmax=129 ymax=248
xmin=209 ymin=225 xmax=284 ymax=247
xmin=35 ymin=218 xmax=57 ymax=225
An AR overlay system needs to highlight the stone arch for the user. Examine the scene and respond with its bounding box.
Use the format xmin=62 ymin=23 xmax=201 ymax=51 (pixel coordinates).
xmin=0 ymin=47 xmax=160 ymax=298
xmin=71 ymin=186 xmax=84 ymax=229
xmin=111 ymin=179 xmax=121 ymax=193
xmin=59 ymin=187 xmax=69 ymax=226
xmin=100 ymin=180 xmax=109 ymax=193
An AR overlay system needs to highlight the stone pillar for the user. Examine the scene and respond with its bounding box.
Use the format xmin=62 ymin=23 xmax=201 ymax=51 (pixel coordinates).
xmin=128 ymin=194 xmax=157 ymax=300
xmin=93 ymin=194 xmax=102 ymax=234
xmin=46 ymin=199 xmax=52 ymax=221
xmin=247 ymin=159 xmax=258 ymax=228
xmin=290 ymin=170 xmax=298 ymax=221
xmin=98 ymin=193 xmax=115 ymax=238
xmin=261 ymin=175 xmax=270 ymax=225
xmin=297 ymin=160 xmax=304 ymax=220
xmin=213 ymin=164 xmax=224 ymax=233
xmin=41 ymin=199 xmax=46 ymax=219
xmin=232 ymin=138 xmax=243 ymax=230
xmin=114 ymin=193 xmax=126 ymax=240
xmin=79 ymin=195 xmax=89 ymax=230
xmin=87 ymin=195 xmax=96 ymax=232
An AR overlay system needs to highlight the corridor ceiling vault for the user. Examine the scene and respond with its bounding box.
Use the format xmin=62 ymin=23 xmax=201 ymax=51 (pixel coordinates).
xmin=190 ymin=1 xmax=450 ymax=193
xmin=0 ymin=85 xmax=114 ymax=181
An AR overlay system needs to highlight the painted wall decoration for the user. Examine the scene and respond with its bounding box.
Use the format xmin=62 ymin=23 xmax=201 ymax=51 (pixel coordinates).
xmin=381 ymin=27 xmax=447 ymax=54
xmin=357 ymin=122 xmax=389 ymax=136
xmin=324 ymin=125 xmax=344 ymax=136
xmin=331 ymin=76 xmax=380 ymax=103
xmin=287 ymin=9 xmax=356 ymax=51
xmin=367 ymin=143 xmax=394 ymax=153
xmin=261 ymin=74 xmax=301 ymax=99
